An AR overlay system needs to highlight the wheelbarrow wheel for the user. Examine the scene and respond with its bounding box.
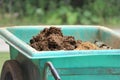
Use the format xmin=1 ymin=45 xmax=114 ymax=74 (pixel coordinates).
xmin=0 ymin=60 xmax=23 ymax=80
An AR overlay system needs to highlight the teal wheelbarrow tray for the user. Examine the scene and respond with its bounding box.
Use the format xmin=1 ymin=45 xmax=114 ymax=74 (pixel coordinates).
xmin=1 ymin=25 xmax=120 ymax=80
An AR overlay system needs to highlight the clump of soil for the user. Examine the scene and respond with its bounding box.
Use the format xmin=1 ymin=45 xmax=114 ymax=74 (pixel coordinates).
xmin=75 ymin=41 xmax=112 ymax=50
xmin=30 ymin=27 xmax=82 ymax=51
xmin=94 ymin=41 xmax=112 ymax=49
xmin=75 ymin=42 xmax=99 ymax=50
xmin=30 ymin=27 xmax=112 ymax=51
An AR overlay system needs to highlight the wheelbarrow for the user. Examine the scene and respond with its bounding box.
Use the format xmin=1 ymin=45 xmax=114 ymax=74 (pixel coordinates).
xmin=0 ymin=25 xmax=120 ymax=80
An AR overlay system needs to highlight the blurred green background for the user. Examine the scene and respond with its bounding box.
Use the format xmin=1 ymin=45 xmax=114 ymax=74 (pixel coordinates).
xmin=0 ymin=52 xmax=9 ymax=75
xmin=0 ymin=0 xmax=120 ymax=27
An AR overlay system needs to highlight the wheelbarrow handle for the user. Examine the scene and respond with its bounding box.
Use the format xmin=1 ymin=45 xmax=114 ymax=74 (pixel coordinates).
xmin=43 ymin=62 xmax=61 ymax=80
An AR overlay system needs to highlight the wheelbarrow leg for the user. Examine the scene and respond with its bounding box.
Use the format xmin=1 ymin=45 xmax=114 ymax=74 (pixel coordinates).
xmin=43 ymin=62 xmax=61 ymax=80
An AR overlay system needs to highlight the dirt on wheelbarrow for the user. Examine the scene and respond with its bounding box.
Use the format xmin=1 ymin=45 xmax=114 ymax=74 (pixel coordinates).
xmin=30 ymin=27 xmax=112 ymax=51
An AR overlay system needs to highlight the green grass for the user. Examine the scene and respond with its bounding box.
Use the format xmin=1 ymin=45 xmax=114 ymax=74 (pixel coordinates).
xmin=0 ymin=52 xmax=10 ymax=75
xmin=0 ymin=17 xmax=42 ymax=27
xmin=0 ymin=17 xmax=120 ymax=28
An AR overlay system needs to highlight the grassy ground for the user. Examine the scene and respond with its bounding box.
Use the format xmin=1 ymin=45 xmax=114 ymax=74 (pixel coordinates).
xmin=0 ymin=52 xmax=10 ymax=75
xmin=0 ymin=17 xmax=42 ymax=27
xmin=0 ymin=17 xmax=120 ymax=28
